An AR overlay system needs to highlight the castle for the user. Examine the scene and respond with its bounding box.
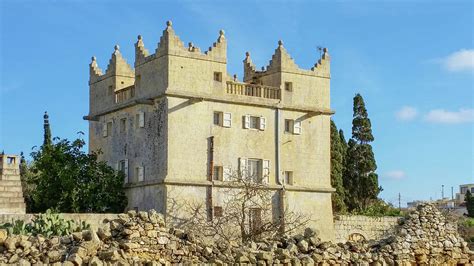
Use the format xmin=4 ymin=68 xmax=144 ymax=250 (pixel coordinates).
xmin=85 ymin=21 xmax=335 ymax=240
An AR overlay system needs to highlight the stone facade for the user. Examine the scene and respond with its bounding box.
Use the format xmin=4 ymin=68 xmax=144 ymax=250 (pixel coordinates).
xmin=85 ymin=21 xmax=334 ymax=240
xmin=334 ymin=215 xmax=402 ymax=243
xmin=0 ymin=154 xmax=26 ymax=214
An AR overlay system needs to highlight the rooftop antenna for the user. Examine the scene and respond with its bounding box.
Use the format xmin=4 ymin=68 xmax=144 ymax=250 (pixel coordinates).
xmin=317 ymin=46 xmax=323 ymax=60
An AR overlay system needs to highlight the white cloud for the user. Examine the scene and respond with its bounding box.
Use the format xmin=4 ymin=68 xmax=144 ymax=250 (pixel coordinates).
xmin=424 ymin=108 xmax=474 ymax=124
xmin=440 ymin=49 xmax=474 ymax=72
xmin=396 ymin=106 xmax=418 ymax=121
xmin=384 ymin=170 xmax=406 ymax=180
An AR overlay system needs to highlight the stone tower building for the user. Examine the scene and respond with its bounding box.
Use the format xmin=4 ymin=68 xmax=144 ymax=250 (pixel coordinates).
xmin=85 ymin=21 xmax=335 ymax=240
xmin=0 ymin=154 xmax=26 ymax=214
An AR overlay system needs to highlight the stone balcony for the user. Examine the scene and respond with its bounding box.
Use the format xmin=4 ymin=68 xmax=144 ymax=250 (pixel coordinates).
xmin=226 ymin=81 xmax=281 ymax=100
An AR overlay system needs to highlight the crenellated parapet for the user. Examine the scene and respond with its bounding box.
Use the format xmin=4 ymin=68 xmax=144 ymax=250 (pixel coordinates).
xmin=243 ymin=40 xmax=331 ymax=82
xmin=135 ymin=35 xmax=150 ymax=67
xmin=105 ymin=45 xmax=134 ymax=77
xmin=150 ymin=21 xmax=227 ymax=64
xmin=89 ymin=56 xmax=103 ymax=84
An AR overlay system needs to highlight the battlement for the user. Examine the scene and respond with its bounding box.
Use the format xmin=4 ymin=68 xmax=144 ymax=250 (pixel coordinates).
xmin=88 ymin=21 xmax=331 ymax=115
xmin=243 ymin=40 xmax=330 ymax=83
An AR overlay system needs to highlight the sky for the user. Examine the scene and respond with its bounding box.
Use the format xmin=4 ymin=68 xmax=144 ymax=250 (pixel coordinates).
xmin=0 ymin=0 xmax=473 ymax=206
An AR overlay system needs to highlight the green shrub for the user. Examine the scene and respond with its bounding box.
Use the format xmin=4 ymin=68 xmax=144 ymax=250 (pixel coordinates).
xmin=0 ymin=209 xmax=90 ymax=237
xmin=354 ymin=199 xmax=402 ymax=217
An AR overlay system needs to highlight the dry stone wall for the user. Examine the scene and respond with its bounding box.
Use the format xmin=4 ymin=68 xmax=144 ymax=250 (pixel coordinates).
xmin=0 ymin=204 xmax=472 ymax=265
xmin=0 ymin=214 xmax=118 ymax=231
xmin=334 ymin=215 xmax=402 ymax=243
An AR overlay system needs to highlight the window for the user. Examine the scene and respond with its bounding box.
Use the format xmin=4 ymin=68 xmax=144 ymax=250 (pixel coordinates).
xmin=214 ymin=112 xmax=231 ymax=128
xmin=240 ymin=158 xmax=269 ymax=183
xmin=461 ymin=187 xmax=468 ymax=194
xmin=471 ymin=187 xmax=474 ymax=194
xmin=284 ymin=119 xmax=302 ymax=135
xmin=285 ymin=119 xmax=293 ymax=133
xmin=285 ymin=82 xmax=293 ymax=91
xmin=213 ymin=72 xmax=222 ymax=82
xmin=213 ymin=166 xmax=223 ymax=181
xmin=283 ymin=171 xmax=294 ymax=185
xmin=213 ymin=112 xmax=222 ymax=125
xmin=249 ymin=208 xmax=262 ymax=234
xmin=102 ymin=122 xmax=112 ymax=137
xmin=6 ymin=157 xmax=15 ymax=165
xmin=244 ymin=115 xmax=266 ymax=130
xmin=108 ymin=85 xmax=114 ymax=96
xmin=118 ymin=159 xmax=129 ymax=183
xmin=214 ymin=206 xmax=223 ymax=218
xmin=135 ymin=166 xmax=144 ymax=182
xmin=136 ymin=112 xmax=145 ymax=128
xmin=120 ymin=118 xmax=126 ymax=133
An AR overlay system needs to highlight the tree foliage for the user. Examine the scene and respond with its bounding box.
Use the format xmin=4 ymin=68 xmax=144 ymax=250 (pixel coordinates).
xmin=344 ymin=94 xmax=382 ymax=211
xmin=465 ymin=190 xmax=474 ymax=218
xmin=330 ymin=120 xmax=347 ymax=213
xmin=27 ymin=137 xmax=127 ymax=213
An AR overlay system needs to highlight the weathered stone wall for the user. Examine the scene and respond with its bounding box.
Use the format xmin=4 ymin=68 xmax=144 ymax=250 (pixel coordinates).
xmin=0 ymin=213 xmax=118 ymax=230
xmin=0 ymin=203 xmax=471 ymax=265
xmin=334 ymin=215 xmax=402 ymax=243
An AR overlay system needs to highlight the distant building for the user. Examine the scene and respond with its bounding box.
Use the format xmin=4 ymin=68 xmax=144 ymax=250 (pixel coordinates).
xmin=456 ymin=184 xmax=474 ymax=205
xmin=0 ymin=153 xmax=26 ymax=214
xmin=84 ymin=21 xmax=335 ymax=240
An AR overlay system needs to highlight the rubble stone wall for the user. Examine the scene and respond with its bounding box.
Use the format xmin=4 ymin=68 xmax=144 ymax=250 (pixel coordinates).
xmin=334 ymin=215 xmax=402 ymax=242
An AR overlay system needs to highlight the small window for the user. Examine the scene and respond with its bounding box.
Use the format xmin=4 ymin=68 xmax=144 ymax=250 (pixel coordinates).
xmin=213 ymin=166 xmax=223 ymax=181
xmin=213 ymin=72 xmax=222 ymax=82
xmin=6 ymin=157 xmax=15 ymax=165
xmin=136 ymin=112 xmax=145 ymax=128
xmin=285 ymin=82 xmax=293 ymax=91
xmin=247 ymin=159 xmax=262 ymax=182
xmin=283 ymin=171 xmax=293 ymax=185
xmin=214 ymin=206 xmax=223 ymax=218
xmin=244 ymin=115 xmax=261 ymax=129
xmin=214 ymin=112 xmax=231 ymax=128
xmin=285 ymin=119 xmax=294 ymax=133
xmin=135 ymin=166 xmax=144 ymax=182
xmin=284 ymin=119 xmax=302 ymax=134
xmin=213 ymin=112 xmax=222 ymax=126
xmin=108 ymin=85 xmax=114 ymax=96
xmin=120 ymin=118 xmax=126 ymax=133
xmin=118 ymin=159 xmax=129 ymax=183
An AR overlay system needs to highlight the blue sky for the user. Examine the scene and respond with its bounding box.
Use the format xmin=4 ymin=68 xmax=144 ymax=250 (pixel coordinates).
xmin=1 ymin=0 xmax=473 ymax=206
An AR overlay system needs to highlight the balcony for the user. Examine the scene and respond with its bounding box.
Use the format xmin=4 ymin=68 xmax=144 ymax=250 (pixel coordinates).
xmin=226 ymin=81 xmax=281 ymax=100
xmin=115 ymin=85 xmax=135 ymax=104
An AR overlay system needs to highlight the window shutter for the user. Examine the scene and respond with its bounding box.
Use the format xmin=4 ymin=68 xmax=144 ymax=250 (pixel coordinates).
xmin=223 ymin=112 xmax=232 ymax=128
xmin=262 ymin=159 xmax=270 ymax=184
xmin=138 ymin=112 xmax=145 ymax=128
xmin=223 ymin=166 xmax=232 ymax=181
xmin=138 ymin=166 xmax=144 ymax=182
xmin=115 ymin=162 xmax=119 ymax=171
xmin=243 ymin=115 xmax=250 ymax=129
xmin=124 ymin=159 xmax=129 ymax=182
xmin=102 ymin=123 xmax=108 ymax=137
xmin=294 ymin=121 xmax=302 ymax=135
xmin=239 ymin=158 xmax=247 ymax=178
xmin=259 ymin=117 xmax=266 ymax=130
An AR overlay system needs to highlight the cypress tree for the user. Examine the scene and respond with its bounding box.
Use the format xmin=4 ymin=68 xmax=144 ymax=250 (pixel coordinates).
xmin=345 ymin=94 xmax=381 ymax=211
xmin=330 ymin=120 xmax=346 ymax=213
xmin=43 ymin=111 xmax=52 ymax=147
